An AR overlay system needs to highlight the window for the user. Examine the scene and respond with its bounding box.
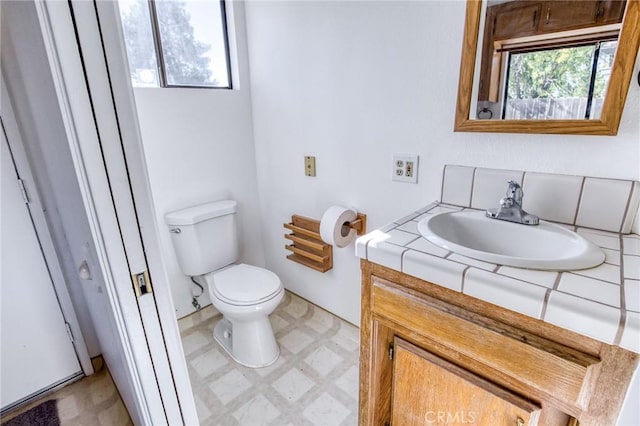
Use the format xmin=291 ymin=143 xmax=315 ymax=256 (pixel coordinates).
xmin=118 ymin=0 xmax=232 ymax=89
xmin=500 ymin=35 xmax=618 ymax=120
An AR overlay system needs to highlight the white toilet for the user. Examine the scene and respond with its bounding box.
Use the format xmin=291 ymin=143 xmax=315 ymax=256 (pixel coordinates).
xmin=165 ymin=200 xmax=284 ymax=368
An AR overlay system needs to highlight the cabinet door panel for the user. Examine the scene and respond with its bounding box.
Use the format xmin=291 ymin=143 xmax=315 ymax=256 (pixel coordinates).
xmin=597 ymin=0 xmax=626 ymax=23
xmin=540 ymin=1 xmax=599 ymax=32
xmin=372 ymin=279 xmax=600 ymax=409
xmin=493 ymin=3 xmax=541 ymax=39
xmin=391 ymin=338 xmax=541 ymax=426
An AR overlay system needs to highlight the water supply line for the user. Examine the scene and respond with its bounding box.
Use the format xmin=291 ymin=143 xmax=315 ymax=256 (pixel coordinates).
xmin=190 ymin=276 xmax=204 ymax=310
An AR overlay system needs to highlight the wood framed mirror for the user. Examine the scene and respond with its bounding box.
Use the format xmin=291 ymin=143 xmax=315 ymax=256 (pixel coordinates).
xmin=454 ymin=0 xmax=640 ymax=135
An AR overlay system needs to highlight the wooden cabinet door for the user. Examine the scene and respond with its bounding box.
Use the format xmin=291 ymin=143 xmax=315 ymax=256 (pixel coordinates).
xmin=540 ymin=1 xmax=599 ymax=32
xmin=492 ymin=2 xmax=542 ymax=40
xmin=391 ymin=338 xmax=541 ymax=426
xmin=596 ymin=0 xmax=626 ymax=24
xmin=540 ymin=0 xmax=626 ymax=30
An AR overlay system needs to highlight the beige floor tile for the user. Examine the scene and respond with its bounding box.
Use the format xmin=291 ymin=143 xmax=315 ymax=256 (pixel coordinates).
xmin=179 ymin=290 xmax=359 ymax=426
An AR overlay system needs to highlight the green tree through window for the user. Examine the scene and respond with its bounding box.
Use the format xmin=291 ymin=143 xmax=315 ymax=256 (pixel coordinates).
xmin=155 ymin=1 xmax=214 ymax=86
xmin=503 ymin=40 xmax=617 ymax=120
xmin=508 ymin=46 xmax=594 ymax=100
xmin=119 ymin=0 xmax=230 ymax=88
xmin=120 ymin=0 xmax=159 ymax=86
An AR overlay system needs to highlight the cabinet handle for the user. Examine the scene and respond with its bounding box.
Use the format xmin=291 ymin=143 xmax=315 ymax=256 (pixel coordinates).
xmin=545 ymin=7 xmax=550 ymax=24
xmin=596 ymin=1 xmax=604 ymax=18
xmin=516 ymin=417 xmax=525 ymax=426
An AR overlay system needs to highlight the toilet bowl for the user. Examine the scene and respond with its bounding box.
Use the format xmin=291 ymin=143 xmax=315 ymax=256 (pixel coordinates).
xmin=205 ymin=263 xmax=284 ymax=368
xmin=165 ymin=199 xmax=284 ymax=368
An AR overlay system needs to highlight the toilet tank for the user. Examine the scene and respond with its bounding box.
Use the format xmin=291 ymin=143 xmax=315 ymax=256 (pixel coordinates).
xmin=165 ymin=200 xmax=239 ymax=276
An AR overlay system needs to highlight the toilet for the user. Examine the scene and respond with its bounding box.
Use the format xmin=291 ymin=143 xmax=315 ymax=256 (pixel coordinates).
xmin=165 ymin=200 xmax=284 ymax=368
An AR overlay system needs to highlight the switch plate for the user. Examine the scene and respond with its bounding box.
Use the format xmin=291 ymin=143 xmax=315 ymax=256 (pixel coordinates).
xmin=392 ymin=153 xmax=419 ymax=183
xmin=304 ymin=156 xmax=316 ymax=177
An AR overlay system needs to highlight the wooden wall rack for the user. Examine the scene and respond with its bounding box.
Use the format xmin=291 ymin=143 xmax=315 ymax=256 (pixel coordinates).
xmin=284 ymin=215 xmax=333 ymax=272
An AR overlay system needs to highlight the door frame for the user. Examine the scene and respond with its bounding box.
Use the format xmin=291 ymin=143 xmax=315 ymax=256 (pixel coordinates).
xmin=34 ymin=0 xmax=198 ymax=424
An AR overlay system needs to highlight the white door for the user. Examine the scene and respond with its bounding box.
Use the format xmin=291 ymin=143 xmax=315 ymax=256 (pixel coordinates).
xmin=35 ymin=0 xmax=196 ymax=423
xmin=0 ymin=130 xmax=82 ymax=411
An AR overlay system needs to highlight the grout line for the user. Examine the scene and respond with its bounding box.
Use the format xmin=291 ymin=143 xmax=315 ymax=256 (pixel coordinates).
xmin=619 ymin=236 xmax=627 ymax=311
xmin=460 ymin=266 xmax=471 ymax=293
xmin=404 ymin=235 xmax=420 ymax=246
xmin=552 ymin=289 xmax=621 ymax=309
xmin=468 ymin=167 xmax=477 ymax=208
xmin=493 ymin=270 xmax=558 ymax=291
xmin=540 ymin=289 xmax=553 ymax=320
xmin=569 ymin=271 xmax=621 ymax=286
xmin=399 ymin=248 xmax=409 ymax=272
xmin=619 ymin=181 xmax=637 ymax=233
xmin=440 ymin=165 xmax=447 ymax=203
xmin=614 ymin=234 xmax=626 ymax=345
xmin=573 ymin=176 xmax=586 ymax=226
xmin=613 ymin=311 xmax=626 ymax=346
xmin=364 ymin=237 xmax=372 ymax=260
xmin=541 ymin=273 xmax=563 ymax=320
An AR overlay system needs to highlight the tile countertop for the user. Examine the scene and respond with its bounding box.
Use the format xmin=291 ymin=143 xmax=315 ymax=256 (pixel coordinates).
xmin=355 ymin=202 xmax=640 ymax=354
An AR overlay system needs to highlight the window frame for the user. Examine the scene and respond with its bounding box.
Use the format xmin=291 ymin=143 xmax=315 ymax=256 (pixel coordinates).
xmin=500 ymin=39 xmax=617 ymax=120
xmin=492 ymin=27 xmax=621 ymax=120
xmin=146 ymin=0 xmax=233 ymax=90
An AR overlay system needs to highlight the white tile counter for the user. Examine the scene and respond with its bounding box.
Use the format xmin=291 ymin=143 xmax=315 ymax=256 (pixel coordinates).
xmin=356 ymin=201 xmax=640 ymax=354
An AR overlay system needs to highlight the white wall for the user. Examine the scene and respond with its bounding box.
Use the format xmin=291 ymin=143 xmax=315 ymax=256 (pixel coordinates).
xmin=132 ymin=2 xmax=265 ymax=318
xmin=244 ymin=0 xmax=640 ymax=325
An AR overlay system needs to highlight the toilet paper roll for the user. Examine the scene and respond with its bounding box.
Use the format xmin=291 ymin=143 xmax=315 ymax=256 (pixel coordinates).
xmin=320 ymin=206 xmax=358 ymax=248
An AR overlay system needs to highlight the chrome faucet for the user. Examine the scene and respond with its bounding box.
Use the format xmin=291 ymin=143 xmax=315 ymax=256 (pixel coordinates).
xmin=486 ymin=180 xmax=539 ymax=225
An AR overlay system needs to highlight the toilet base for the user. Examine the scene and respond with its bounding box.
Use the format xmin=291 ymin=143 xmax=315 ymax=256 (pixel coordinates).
xmin=213 ymin=317 xmax=280 ymax=368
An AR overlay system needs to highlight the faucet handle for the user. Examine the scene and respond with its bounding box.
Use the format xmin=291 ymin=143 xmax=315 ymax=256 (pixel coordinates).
xmin=499 ymin=197 xmax=514 ymax=207
xmin=506 ymin=180 xmax=521 ymax=190
xmin=506 ymin=180 xmax=523 ymax=204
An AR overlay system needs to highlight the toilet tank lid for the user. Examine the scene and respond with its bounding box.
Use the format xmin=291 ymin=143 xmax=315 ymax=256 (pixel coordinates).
xmin=165 ymin=200 xmax=237 ymax=226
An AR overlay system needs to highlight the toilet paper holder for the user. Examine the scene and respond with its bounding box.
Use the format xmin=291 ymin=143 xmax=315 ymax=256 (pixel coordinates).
xmin=283 ymin=213 xmax=367 ymax=272
xmin=346 ymin=214 xmax=367 ymax=235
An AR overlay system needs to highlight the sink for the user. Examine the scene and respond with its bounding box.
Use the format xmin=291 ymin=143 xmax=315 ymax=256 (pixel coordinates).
xmin=417 ymin=210 xmax=605 ymax=271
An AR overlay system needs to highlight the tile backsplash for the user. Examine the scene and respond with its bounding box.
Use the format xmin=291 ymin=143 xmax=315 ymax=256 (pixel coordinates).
xmin=441 ymin=165 xmax=640 ymax=234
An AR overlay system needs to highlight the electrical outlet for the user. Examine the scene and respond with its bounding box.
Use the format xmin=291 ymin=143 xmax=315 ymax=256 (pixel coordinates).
xmin=392 ymin=153 xmax=419 ymax=184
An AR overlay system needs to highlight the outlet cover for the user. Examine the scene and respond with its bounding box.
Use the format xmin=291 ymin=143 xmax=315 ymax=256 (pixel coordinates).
xmin=392 ymin=153 xmax=419 ymax=184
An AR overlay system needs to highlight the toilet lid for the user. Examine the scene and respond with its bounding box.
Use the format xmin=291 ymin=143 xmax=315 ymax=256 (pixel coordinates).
xmin=211 ymin=264 xmax=282 ymax=306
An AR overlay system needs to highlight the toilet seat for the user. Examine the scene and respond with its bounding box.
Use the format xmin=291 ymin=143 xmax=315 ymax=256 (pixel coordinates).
xmin=209 ymin=263 xmax=282 ymax=306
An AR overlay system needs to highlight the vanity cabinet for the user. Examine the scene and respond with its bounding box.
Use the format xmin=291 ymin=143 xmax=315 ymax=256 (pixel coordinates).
xmin=392 ymin=338 xmax=541 ymax=425
xmin=358 ymin=260 xmax=638 ymax=425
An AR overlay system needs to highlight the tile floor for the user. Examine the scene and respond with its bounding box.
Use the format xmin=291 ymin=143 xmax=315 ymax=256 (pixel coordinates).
xmin=0 ymin=358 xmax=131 ymax=426
xmin=179 ymin=291 xmax=360 ymax=426
xmin=3 ymin=291 xmax=358 ymax=426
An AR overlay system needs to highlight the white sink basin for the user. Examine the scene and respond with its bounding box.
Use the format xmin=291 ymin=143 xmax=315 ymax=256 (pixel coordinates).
xmin=417 ymin=210 xmax=605 ymax=271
